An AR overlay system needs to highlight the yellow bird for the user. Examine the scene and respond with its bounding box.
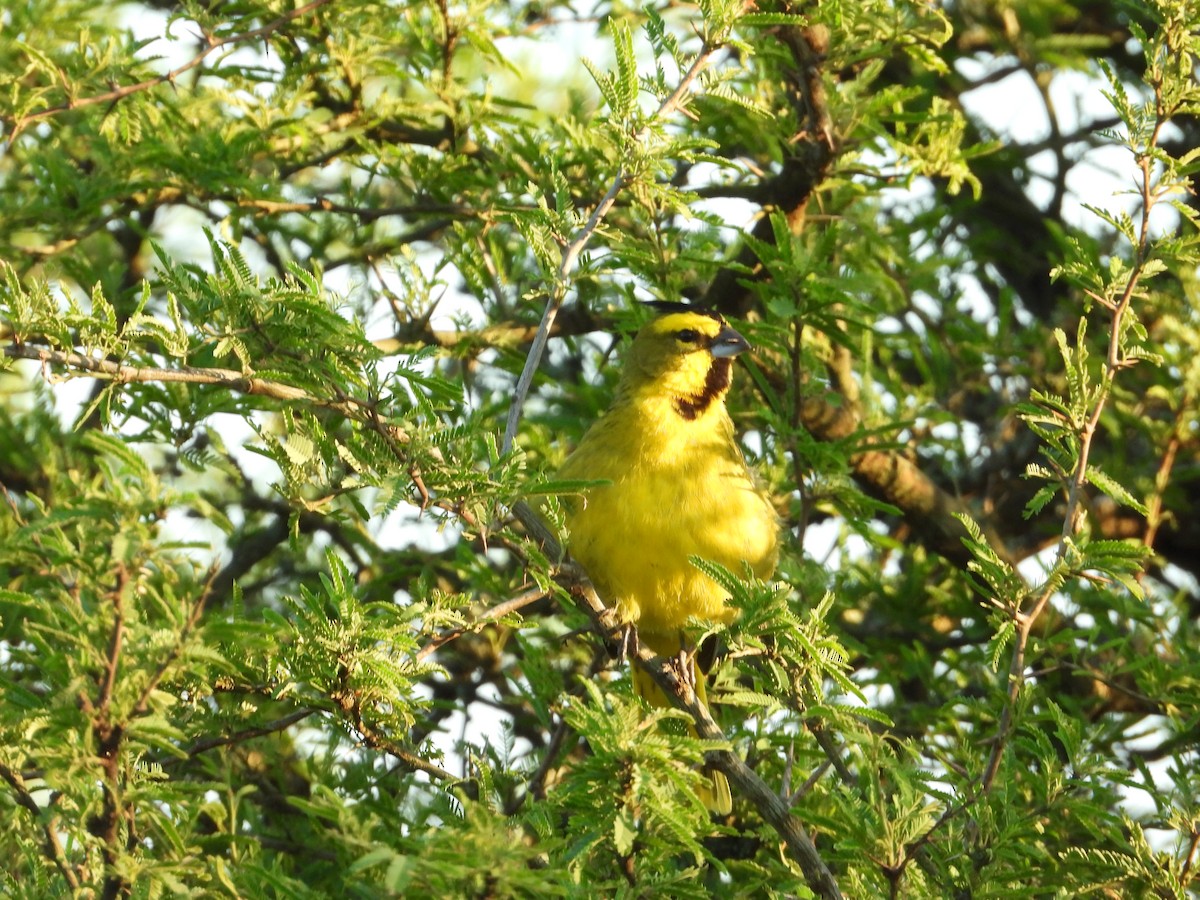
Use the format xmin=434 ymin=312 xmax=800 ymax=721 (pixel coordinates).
xmin=558 ymin=302 xmax=779 ymax=814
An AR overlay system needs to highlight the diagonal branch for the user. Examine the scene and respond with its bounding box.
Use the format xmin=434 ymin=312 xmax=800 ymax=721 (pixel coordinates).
xmin=6 ymin=0 xmax=335 ymax=138
xmin=175 ymin=708 xmax=320 ymax=759
xmin=702 ymin=18 xmax=838 ymax=319
xmin=903 ymin=28 xmax=1180 ymax=878
xmin=2 ymin=341 xmax=413 ymax=445
xmin=501 ymin=36 xmax=732 ymax=454
xmin=416 ymin=586 xmax=550 ymax=662
xmin=976 ymin=43 xmax=1174 ymax=799
xmin=0 ymin=762 xmax=80 ymax=890
xmin=511 ymin=502 xmax=843 ymax=899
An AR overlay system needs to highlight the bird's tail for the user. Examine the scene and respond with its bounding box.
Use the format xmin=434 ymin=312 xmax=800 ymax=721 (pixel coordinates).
xmin=632 ymin=632 xmax=732 ymax=815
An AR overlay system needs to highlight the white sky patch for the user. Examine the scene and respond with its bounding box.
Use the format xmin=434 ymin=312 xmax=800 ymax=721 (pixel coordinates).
xmin=1015 ymin=542 xmax=1062 ymax=586
xmin=852 ymin=668 xmax=896 ymax=708
xmin=957 ymin=57 xmax=1051 ymax=141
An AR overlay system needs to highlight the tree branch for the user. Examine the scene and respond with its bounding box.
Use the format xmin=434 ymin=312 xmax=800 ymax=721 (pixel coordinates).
xmin=501 ymin=35 xmax=731 ymax=454
xmin=902 ymin=29 xmax=1179 ymax=878
xmin=176 ymin=709 xmax=320 ymax=759
xmin=416 ymin=587 xmax=550 ymax=662
xmin=701 ymin=16 xmax=838 ymax=318
xmin=0 ymin=762 xmax=80 ymax=890
xmin=5 ymin=0 xmax=336 ymax=138
xmin=2 ymin=341 xmax=413 ymax=445
xmin=511 ymin=502 xmax=843 ymax=899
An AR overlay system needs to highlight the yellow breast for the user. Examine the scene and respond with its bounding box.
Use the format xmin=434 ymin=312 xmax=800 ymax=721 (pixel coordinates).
xmin=560 ymin=389 xmax=778 ymax=638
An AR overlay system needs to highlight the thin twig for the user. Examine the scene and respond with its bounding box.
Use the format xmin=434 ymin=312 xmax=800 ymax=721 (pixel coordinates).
xmin=500 ymin=39 xmax=729 ymax=454
xmin=5 ymin=0 xmax=335 ymax=138
xmin=134 ymin=567 xmax=215 ymax=715
xmin=976 ymin=69 xmax=1172 ymax=795
xmin=509 ymin=503 xmax=842 ymax=899
xmin=0 ymin=762 xmax=80 ymax=889
xmin=177 ymin=708 xmax=320 ymax=758
xmin=204 ymin=196 xmax=482 ymax=222
xmin=904 ymin=32 xmax=1177 ymax=872
xmin=1181 ymin=826 xmax=1200 ymax=885
xmin=1141 ymin=412 xmax=1182 ymax=558
xmin=789 ymin=760 xmax=832 ymax=804
xmin=500 ymin=174 xmax=624 ymax=455
xmin=97 ymin=564 xmax=129 ymax=717
xmin=807 ymin=718 xmax=857 ymax=790
xmin=416 ymin=587 xmax=550 ymax=662
xmin=90 ymin=565 xmax=136 ymax=899
xmin=352 ymin=719 xmax=459 ymax=783
xmin=2 ymin=342 xmax=413 ymax=445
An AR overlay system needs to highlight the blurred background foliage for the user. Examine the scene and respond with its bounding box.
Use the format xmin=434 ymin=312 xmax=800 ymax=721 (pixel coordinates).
xmin=2 ymin=0 xmax=1199 ymax=896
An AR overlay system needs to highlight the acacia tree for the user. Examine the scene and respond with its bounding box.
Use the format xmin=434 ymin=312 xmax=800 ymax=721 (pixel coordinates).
xmin=2 ymin=0 xmax=1199 ymax=896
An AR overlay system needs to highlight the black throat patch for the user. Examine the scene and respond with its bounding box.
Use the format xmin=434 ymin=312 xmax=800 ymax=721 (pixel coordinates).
xmin=673 ymin=357 xmax=732 ymax=420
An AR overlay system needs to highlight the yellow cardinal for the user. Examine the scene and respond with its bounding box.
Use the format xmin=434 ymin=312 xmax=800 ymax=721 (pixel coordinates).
xmin=558 ymin=302 xmax=779 ymax=814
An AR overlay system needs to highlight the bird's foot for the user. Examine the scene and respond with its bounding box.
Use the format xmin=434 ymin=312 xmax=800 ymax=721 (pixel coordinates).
xmin=615 ymin=622 xmax=639 ymax=664
xmin=675 ymin=646 xmax=698 ymax=693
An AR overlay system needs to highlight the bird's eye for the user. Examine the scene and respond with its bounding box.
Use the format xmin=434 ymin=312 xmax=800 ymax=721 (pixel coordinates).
xmin=675 ymin=329 xmax=700 ymax=344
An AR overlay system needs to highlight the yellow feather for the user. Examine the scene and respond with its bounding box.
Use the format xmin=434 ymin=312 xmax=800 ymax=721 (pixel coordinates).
xmin=559 ymin=309 xmax=779 ymax=814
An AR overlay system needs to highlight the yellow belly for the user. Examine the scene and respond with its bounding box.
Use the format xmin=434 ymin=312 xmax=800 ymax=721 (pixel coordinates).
xmin=562 ymin=409 xmax=778 ymax=638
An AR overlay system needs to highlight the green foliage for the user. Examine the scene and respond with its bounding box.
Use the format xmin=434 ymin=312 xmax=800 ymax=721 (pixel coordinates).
xmin=3 ymin=0 xmax=1200 ymax=897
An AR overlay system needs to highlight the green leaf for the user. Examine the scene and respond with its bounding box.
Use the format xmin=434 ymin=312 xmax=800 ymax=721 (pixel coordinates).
xmin=1086 ymin=467 xmax=1149 ymax=516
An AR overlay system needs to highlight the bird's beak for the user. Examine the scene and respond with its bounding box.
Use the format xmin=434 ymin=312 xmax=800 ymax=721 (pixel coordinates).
xmin=710 ymin=325 xmax=751 ymax=358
